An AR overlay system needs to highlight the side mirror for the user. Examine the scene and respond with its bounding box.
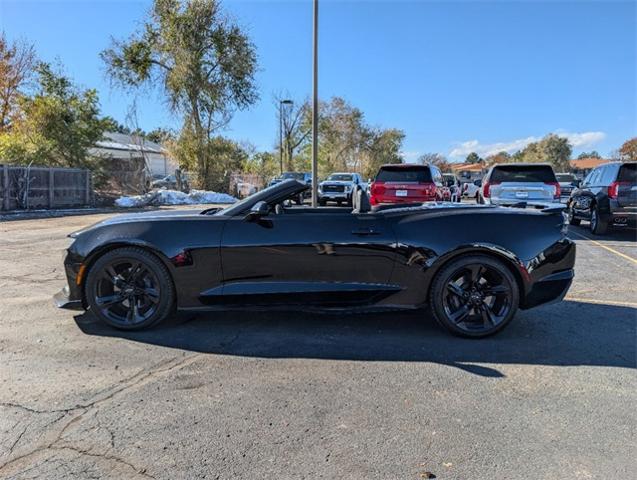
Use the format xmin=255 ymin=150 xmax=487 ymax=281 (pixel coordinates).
xmin=474 ymin=180 xmax=482 ymax=186
xmin=245 ymin=201 xmax=269 ymax=221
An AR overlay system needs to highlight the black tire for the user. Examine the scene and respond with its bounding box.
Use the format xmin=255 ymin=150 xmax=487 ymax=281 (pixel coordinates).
xmin=295 ymin=195 xmax=303 ymax=205
xmin=589 ymin=205 xmax=608 ymax=235
xmin=567 ymin=204 xmax=581 ymax=226
xmin=318 ymin=199 xmax=326 ymax=206
xmin=337 ymin=200 xmax=343 ymax=206
xmin=429 ymin=255 xmax=519 ymax=338
xmin=476 ymin=193 xmax=482 ymax=204
xmin=85 ymin=247 xmax=175 ymax=330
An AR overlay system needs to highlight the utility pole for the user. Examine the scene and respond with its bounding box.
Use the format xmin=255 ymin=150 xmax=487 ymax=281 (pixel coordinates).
xmin=311 ymin=0 xmax=319 ymax=207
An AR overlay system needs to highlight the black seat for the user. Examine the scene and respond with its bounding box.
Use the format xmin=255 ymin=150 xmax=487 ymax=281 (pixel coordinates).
xmin=352 ymin=188 xmax=371 ymax=214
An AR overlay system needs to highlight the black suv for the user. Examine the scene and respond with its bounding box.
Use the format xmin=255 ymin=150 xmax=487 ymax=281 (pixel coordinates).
xmin=567 ymin=162 xmax=636 ymax=234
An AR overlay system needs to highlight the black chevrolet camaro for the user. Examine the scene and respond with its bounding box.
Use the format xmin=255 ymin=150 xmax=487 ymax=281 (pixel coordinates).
xmin=56 ymin=180 xmax=575 ymax=338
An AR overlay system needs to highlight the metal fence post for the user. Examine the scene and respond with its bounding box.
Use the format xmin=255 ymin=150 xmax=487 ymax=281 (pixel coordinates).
xmin=2 ymin=165 xmax=9 ymax=211
xmin=84 ymin=170 xmax=90 ymax=205
xmin=49 ymin=169 xmax=55 ymax=208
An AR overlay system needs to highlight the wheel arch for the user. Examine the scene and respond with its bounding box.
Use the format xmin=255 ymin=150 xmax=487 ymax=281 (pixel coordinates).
xmin=79 ymin=241 xmax=177 ymax=309
xmin=426 ymin=245 xmax=528 ymax=307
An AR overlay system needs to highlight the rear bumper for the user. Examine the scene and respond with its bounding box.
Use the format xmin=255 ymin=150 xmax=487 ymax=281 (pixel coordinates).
xmin=371 ymin=195 xmax=435 ymax=205
xmin=489 ymin=198 xmax=564 ymax=209
xmin=522 ymin=269 xmax=574 ymax=309
xmin=607 ymin=205 xmax=637 ymax=227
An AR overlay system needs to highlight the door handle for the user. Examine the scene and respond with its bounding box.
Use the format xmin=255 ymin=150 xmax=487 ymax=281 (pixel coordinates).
xmin=352 ymin=227 xmax=380 ymax=236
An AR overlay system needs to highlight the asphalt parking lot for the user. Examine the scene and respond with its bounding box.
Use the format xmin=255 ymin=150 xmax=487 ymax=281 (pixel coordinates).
xmin=1 ymin=210 xmax=635 ymax=479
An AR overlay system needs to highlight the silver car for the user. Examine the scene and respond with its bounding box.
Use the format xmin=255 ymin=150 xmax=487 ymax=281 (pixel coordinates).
xmin=479 ymin=163 xmax=562 ymax=208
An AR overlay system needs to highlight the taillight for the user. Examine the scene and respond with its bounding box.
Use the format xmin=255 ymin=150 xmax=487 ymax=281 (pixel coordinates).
xmin=370 ymin=183 xmax=384 ymax=204
xmin=420 ymin=182 xmax=436 ymax=198
xmin=608 ymin=181 xmax=627 ymax=199
xmin=545 ymin=181 xmax=561 ymax=199
xmin=483 ymin=181 xmax=491 ymax=198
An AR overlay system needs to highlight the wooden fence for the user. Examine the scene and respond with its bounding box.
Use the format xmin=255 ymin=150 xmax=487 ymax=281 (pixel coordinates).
xmin=1 ymin=165 xmax=92 ymax=211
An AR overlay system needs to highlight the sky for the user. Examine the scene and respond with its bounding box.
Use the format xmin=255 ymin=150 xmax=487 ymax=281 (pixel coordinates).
xmin=1 ymin=0 xmax=635 ymax=162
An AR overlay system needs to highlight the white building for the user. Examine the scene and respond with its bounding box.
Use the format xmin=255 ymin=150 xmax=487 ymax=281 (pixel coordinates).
xmin=91 ymin=132 xmax=178 ymax=178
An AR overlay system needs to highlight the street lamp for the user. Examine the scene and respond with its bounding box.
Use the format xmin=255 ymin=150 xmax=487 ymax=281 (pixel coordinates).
xmin=311 ymin=0 xmax=319 ymax=207
xmin=279 ymin=99 xmax=293 ymax=175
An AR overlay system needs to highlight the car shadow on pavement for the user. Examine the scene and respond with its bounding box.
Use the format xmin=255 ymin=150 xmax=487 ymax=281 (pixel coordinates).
xmin=74 ymin=300 xmax=636 ymax=378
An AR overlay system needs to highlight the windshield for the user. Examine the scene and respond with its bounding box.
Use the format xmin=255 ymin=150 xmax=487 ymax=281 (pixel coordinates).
xmin=556 ymin=174 xmax=576 ymax=183
xmin=375 ymin=166 xmax=432 ymax=183
xmin=490 ymin=165 xmax=557 ymax=183
xmin=281 ymin=172 xmax=305 ymax=180
xmin=327 ymin=174 xmax=353 ymax=181
xmin=214 ymin=180 xmax=305 ymax=216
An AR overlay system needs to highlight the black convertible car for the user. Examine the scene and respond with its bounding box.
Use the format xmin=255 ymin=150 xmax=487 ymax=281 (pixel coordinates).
xmin=55 ymin=180 xmax=575 ymax=338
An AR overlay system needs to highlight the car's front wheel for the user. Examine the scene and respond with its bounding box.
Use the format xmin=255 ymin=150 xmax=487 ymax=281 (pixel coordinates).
xmin=85 ymin=247 xmax=175 ymax=330
xmin=430 ymin=255 xmax=519 ymax=338
xmin=567 ymin=204 xmax=581 ymax=226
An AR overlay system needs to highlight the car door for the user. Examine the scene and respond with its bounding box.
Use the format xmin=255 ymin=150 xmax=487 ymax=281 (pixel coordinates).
xmin=572 ymin=168 xmax=600 ymax=218
xmin=214 ymin=210 xmax=398 ymax=306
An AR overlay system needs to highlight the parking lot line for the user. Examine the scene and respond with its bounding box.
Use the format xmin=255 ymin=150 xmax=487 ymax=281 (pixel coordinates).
xmin=565 ymin=296 xmax=637 ymax=308
xmin=569 ymin=231 xmax=637 ymax=265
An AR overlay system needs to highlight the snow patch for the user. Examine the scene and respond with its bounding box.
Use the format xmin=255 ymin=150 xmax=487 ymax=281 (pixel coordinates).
xmin=115 ymin=189 xmax=237 ymax=207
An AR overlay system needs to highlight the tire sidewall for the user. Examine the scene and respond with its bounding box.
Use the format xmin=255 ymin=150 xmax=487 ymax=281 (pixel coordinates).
xmin=85 ymin=247 xmax=175 ymax=330
xmin=429 ymin=255 xmax=520 ymax=338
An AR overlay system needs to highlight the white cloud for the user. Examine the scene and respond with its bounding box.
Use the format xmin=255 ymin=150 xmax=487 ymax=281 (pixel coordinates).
xmin=400 ymin=151 xmax=421 ymax=162
xmin=449 ymin=131 xmax=606 ymax=159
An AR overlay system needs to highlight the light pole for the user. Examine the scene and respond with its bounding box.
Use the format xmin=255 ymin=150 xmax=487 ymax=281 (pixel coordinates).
xmin=279 ymin=99 xmax=293 ymax=175
xmin=311 ymin=0 xmax=319 ymax=207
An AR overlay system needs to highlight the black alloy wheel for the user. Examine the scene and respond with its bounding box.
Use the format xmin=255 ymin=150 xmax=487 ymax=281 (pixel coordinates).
xmin=85 ymin=247 xmax=175 ymax=330
xmin=430 ymin=255 xmax=519 ymax=338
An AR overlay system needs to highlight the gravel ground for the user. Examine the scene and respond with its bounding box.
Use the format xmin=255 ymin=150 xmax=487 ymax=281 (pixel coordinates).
xmin=0 ymin=209 xmax=635 ymax=480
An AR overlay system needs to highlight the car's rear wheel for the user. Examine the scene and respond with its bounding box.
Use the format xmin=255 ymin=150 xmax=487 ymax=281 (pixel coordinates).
xmin=85 ymin=247 xmax=175 ymax=330
xmin=590 ymin=205 xmax=608 ymax=235
xmin=430 ymin=255 xmax=519 ymax=338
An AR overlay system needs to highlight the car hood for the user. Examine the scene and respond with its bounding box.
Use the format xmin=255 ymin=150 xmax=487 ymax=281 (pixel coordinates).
xmin=69 ymin=209 xmax=206 ymax=237
xmin=321 ymin=180 xmax=352 ymax=185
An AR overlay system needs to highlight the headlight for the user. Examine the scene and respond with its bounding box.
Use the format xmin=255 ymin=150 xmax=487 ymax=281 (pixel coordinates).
xmin=344 ymin=185 xmax=351 ymax=192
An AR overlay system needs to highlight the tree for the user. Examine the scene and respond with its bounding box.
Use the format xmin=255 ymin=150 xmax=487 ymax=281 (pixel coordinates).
xmin=418 ymin=152 xmax=450 ymax=171
xmin=102 ymin=0 xmax=258 ymax=189
xmin=0 ymin=62 xmax=106 ymax=168
xmin=517 ymin=134 xmax=572 ymax=171
xmin=619 ymin=138 xmax=637 ymax=162
xmin=485 ymin=151 xmax=511 ymax=166
xmin=146 ymin=127 xmax=175 ymax=144
xmin=577 ymin=151 xmax=601 ymax=159
xmin=360 ymin=128 xmax=405 ymax=180
xmin=466 ymin=152 xmax=482 ymax=164
xmin=275 ymin=94 xmax=310 ymax=171
xmin=0 ymin=32 xmax=36 ymax=131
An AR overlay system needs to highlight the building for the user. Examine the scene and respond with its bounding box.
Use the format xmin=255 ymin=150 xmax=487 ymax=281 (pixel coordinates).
xmin=91 ymin=132 xmax=177 ymax=178
xmin=450 ymin=162 xmax=486 ymax=182
xmin=569 ymin=157 xmax=611 ymax=177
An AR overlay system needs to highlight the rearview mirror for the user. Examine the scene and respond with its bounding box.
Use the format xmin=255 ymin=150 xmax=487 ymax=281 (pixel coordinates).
xmin=245 ymin=201 xmax=269 ymax=221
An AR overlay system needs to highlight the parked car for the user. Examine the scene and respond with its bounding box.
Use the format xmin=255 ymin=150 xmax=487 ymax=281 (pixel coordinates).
xmin=566 ymin=161 xmax=637 ymax=234
xmin=442 ymin=173 xmax=461 ymax=202
xmin=269 ymin=172 xmax=312 ymax=203
xmin=369 ymin=164 xmax=444 ymax=205
xmin=478 ymin=164 xmax=561 ymax=208
xmin=555 ymin=173 xmax=580 ymax=203
xmin=55 ymin=179 xmax=576 ymax=338
xmin=462 ymin=179 xmax=482 ymax=199
xmin=318 ymin=172 xmax=365 ymax=206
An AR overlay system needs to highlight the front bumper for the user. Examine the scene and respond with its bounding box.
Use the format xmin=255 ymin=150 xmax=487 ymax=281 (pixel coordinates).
xmin=319 ymin=192 xmax=350 ymax=200
xmin=54 ymin=286 xmax=84 ymax=310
